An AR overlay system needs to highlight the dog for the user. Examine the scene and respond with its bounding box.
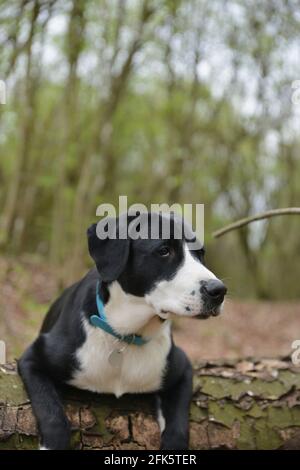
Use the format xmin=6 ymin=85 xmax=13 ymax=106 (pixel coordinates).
xmin=18 ymin=212 xmax=227 ymax=450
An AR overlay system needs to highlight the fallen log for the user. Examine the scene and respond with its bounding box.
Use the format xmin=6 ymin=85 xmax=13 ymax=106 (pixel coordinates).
xmin=0 ymin=358 xmax=300 ymax=450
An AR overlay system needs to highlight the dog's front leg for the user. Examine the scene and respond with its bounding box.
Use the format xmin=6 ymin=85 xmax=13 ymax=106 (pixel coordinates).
xmin=18 ymin=345 xmax=71 ymax=450
xmin=157 ymin=348 xmax=193 ymax=450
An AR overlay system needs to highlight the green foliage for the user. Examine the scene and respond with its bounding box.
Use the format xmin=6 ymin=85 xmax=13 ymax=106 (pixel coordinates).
xmin=0 ymin=0 xmax=299 ymax=298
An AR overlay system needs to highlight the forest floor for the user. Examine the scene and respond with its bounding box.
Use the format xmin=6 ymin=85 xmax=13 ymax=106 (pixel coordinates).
xmin=0 ymin=256 xmax=299 ymax=363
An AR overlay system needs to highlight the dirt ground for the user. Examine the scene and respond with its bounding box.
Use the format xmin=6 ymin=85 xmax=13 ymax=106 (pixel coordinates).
xmin=173 ymin=299 xmax=300 ymax=362
xmin=0 ymin=256 xmax=299 ymax=363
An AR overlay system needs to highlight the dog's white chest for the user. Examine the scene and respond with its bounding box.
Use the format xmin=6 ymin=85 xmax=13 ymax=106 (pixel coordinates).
xmin=68 ymin=319 xmax=171 ymax=397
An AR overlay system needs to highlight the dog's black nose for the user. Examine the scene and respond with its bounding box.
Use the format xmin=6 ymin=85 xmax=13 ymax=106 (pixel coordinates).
xmin=201 ymin=279 xmax=227 ymax=302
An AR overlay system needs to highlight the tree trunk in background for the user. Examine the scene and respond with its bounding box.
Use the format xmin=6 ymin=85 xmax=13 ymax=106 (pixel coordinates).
xmin=165 ymin=5 xmax=204 ymax=204
xmin=1 ymin=358 xmax=300 ymax=450
xmin=1 ymin=0 xmax=41 ymax=249
xmin=12 ymin=3 xmax=56 ymax=254
xmin=50 ymin=0 xmax=86 ymax=267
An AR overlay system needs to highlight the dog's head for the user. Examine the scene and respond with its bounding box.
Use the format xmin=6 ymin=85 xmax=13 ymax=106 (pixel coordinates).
xmin=87 ymin=212 xmax=226 ymax=319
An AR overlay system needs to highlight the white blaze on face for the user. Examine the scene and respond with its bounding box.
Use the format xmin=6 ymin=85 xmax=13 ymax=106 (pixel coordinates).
xmin=145 ymin=244 xmax=217 ymax=317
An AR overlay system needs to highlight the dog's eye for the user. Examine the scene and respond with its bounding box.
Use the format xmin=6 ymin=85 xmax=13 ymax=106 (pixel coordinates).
xmin=158 ymin=246 xmax=170 ymax=257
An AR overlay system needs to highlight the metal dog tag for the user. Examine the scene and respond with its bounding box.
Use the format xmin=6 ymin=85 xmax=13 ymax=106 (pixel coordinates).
xmin=108 ymin=348 xmax=124 ymax=367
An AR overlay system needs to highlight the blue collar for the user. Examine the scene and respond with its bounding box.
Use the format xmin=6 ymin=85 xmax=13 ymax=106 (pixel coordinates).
xmin=89 ymin=281 xmax=148 ymax=346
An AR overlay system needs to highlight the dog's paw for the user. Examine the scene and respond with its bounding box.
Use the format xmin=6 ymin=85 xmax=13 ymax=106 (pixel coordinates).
xmin=40 ymin=422 xmax=71 ymax=450
xmin=160 ymin=431 xmax=189 ymax=450
xmin=40 ymin=435 xmax=70 ymax=450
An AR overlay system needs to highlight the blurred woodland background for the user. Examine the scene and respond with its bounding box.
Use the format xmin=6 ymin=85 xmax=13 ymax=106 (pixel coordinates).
xmin=0 ymin=0 xmax=300 ymax=361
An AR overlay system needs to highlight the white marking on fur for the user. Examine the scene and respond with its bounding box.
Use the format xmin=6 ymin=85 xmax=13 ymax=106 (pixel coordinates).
xmin=157 ymin=406 xmax=166 ymax=433
xmin=69 ymin=316 xmax=171 ymax=398
xmin=104 ymin=282 xmax=157 ymax=336
xmin=146 ymin=244 xmax=217 ymax=317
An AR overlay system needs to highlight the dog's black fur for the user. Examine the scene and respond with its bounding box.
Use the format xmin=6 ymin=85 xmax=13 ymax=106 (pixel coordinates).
xmin=18 ymin=213 xmax=226 ymax=450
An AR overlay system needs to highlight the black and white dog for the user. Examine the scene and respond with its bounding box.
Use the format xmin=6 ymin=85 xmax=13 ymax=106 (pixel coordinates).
xmin=18 ymin=212 xmax=227 ymax=450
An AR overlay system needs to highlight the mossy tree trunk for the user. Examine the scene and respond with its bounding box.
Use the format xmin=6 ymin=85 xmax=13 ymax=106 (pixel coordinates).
xmin=1 ymin=358 xmax=300 ymax=450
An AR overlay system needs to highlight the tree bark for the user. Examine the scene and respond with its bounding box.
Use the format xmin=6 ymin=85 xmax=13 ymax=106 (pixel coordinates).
xmin=0 ymin=358 xmax=300 ymax=450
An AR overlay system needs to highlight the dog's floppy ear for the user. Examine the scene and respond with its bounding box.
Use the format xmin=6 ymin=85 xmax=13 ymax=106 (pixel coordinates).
xmin=87 ymin=216 xmax=130 ymax=282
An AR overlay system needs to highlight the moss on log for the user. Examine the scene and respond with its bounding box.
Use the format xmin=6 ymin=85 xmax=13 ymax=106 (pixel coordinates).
xmin=1 ymin=358 xmax=300 ymax=450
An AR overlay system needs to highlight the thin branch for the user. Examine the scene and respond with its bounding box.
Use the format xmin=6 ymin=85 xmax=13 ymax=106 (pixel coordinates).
xmin=213 ymin=208 xmax=300 ymax=238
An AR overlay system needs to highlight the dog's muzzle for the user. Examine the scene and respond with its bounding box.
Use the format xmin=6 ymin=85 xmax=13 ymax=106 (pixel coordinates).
xmin=198 ymin=279 xmax=227 ymax=319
